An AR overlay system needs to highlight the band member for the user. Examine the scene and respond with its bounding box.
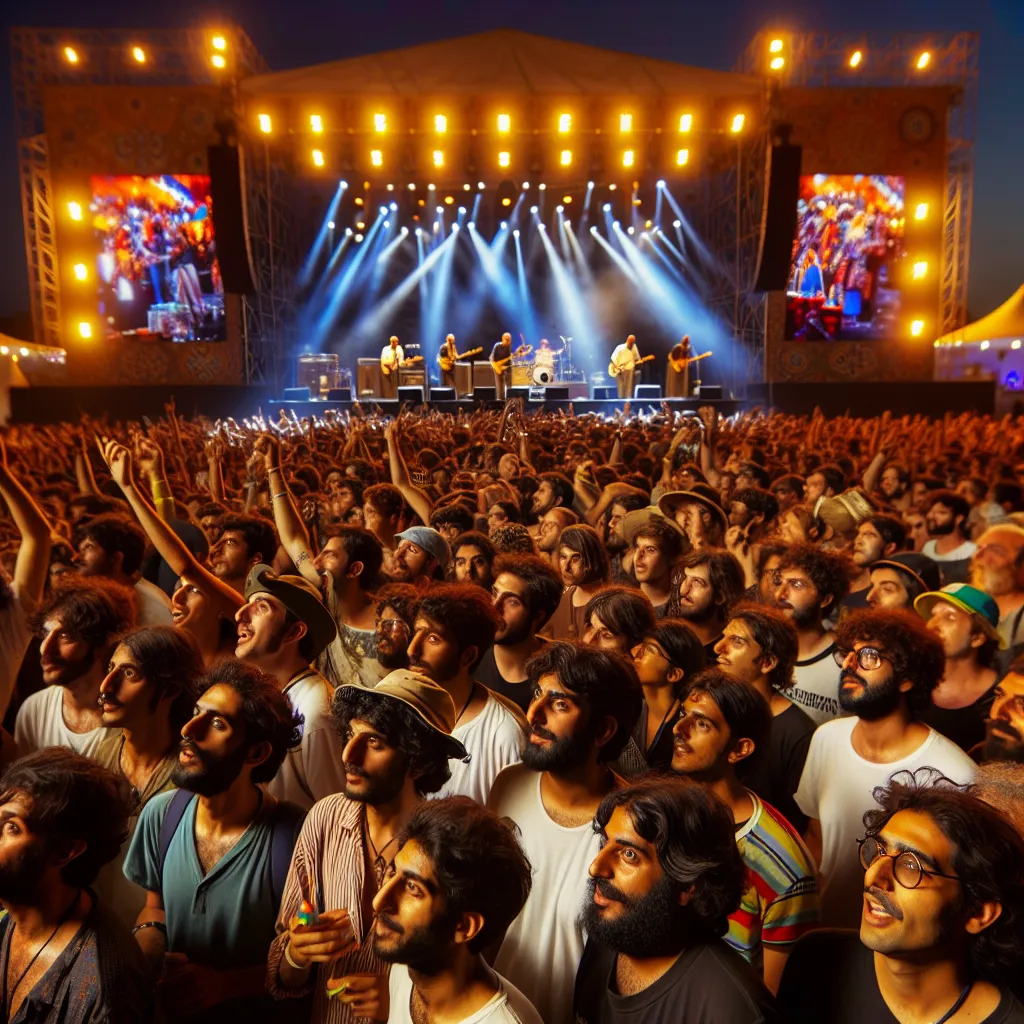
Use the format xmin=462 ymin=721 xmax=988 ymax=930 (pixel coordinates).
xmin=439 ymin=333 xmax=459 ymax=395
xmin=609 ymin=334 xmax=641 ymax=399
xmin=380 ymin=335 xmax=404 ymax=399
xmin=535 ymin=338 xmax=554 ymax=373
xmin=490 ymin=332 xmax=514 ymax=400
xmin=667 ymin=335 xmax=692 ymax=398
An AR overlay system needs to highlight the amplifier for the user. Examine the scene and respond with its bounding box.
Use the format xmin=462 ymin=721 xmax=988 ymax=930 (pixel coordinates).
xmin=430 ymin=387 xmax=456 ymax=401
xmin=592 ymin=386 xmax=616 ymax=400
xmin=472 ymin=386 xmax=496 ymax=402
xmin=694 ymin=385 xmax=722 ymax=399
xmin=398 ymin=386 xmax=425 ymax=404
xmin=283 ymin=387 xmax=311 ymax=402
xmin=326 ymin=387 xmax=352 ymax=402
xmin=634 ymin=384 xmax=662 ymax=400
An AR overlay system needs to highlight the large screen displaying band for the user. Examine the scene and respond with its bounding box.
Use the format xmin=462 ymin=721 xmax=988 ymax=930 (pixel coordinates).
xmin=785 ymin=174 xmax=905 ymax=341
xmin=90 ymin=174 xmax=226 ymax=341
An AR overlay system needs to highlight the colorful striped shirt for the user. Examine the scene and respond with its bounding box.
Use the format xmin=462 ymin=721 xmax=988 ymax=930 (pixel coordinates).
xmin=727 ymin=792 xmax=819 ymax=973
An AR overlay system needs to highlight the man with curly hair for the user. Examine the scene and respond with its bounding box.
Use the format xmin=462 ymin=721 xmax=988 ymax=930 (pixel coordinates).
xmin=779 ymin=771 xmax=1024 ymax=1022
xmin=794 ymin=610 xmax=977 ymax=929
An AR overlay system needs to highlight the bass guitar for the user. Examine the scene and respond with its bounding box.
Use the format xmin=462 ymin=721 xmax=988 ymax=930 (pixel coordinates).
xmin=607 ymin=353 xmax=655 ymax=378
xmin=438 ymin=347 xmax=483 ymax=372
xmin=382 ymin=354 xmax=423 ymax=378
xmin=668 ymin=350 xmax=712 ymax=373
xmin=491 ymin=344 xmax=532 ymax=376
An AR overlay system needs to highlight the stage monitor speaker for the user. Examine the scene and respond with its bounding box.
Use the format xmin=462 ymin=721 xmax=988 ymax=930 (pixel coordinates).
xmin=283 ymin=387 xmax=311 ymax=402
xmin=592 ymin=386 xmax=616 ymax=400
xmin=543 ymin=386 xmax=570 ymax=401
xmin=509 ymin=386 xmax=532 ymax=401
xmin=208 ymin=145 xmax=256 ymax=295
xmin=754 ymin=141 xmax=802 ymax=292
xmin=634 ymin=384 xmax=662 ymax=400
xmin=398 ymin=386 xmax=424 ymax=404
xmin=326 ymin=387 xmax=352 ymax=402
xmin=472 ymin=387 xmax=496 ymax=402
xmin=694 ymin=384 xmax=722 ymax=399
xmin=430 ymin=387 xmax=455 ymax=401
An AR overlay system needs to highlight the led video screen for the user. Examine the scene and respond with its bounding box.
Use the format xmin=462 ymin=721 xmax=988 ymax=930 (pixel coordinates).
xmin=785 ymin=174 xmax=905 ymax=341
xmin=90 ymin=174 xmax=226 ymax=341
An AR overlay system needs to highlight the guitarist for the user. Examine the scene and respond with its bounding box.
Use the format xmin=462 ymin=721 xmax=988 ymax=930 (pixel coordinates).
xmin=380 ymin=335 xmax=404 ymax=398
xmin=667 ymin=334 xmax=692 ymax=397
xmin=609 ymin=334 xmax=641 ymax=399
xmin=439 ymin=333 xmax=459 ymax=394
xmin=489 ymin=332 xmax=514 ymax=399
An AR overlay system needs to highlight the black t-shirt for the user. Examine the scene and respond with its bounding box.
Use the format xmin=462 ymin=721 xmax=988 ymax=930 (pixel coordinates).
xmin=490 ymin=339 xmax=511 ymax=365
xmin=921 ymin=682 xmax=999 ymax=754
xmin=141 ymin=516 xmax=209 ymax=596
xmin=574 ymin=936 xmax=782 ymax=1024
xmin=778 ymin=929 xmax=1024 ymax=1023
xmin=740 ymin=702 xmax=815 ymax=835
xmin=474 ymin=644 xmax=539 ymax=715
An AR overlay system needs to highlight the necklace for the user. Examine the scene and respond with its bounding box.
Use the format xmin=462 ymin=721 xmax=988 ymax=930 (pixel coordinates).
xmin=932 ymin=982 xmax=973 ymax=1024
xmin=363 ymin=808 xmax=398 ymax=886
xmin=454 ymin=683 xmax=477 ymax=727
xmin=2 ymin=889 xmax=82 ymax=1013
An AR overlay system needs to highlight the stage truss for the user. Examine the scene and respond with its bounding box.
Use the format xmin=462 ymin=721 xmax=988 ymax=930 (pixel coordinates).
xmin=737 ymin=30 xmax=979 ymax=336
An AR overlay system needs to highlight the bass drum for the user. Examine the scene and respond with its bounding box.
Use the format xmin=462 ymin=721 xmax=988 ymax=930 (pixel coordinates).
xmin=532 ymin=366 xmax=553 ymax=385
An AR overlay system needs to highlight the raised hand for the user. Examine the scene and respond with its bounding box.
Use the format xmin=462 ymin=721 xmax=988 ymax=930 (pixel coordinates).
xmin=254 ymin=432 xmax=281 ymax=473
xmin=102 ymin=439 xmax=134 ymax=491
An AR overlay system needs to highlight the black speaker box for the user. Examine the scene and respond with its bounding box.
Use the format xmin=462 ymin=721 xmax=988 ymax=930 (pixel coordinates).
xmin=326 ymin=387 xmax=352 ymax=402
xmin=430 ymin=387 xmax=456 ymax=401
xmin=283 ymin=387 xmax=311 ymax=401
xmin=592 ymin=386 xmax=616 ymax=400
xmin=398 ymin=386 xmax=424 ymax=404
xmin=634 ymin=384 xmax=662 ymax=400
xmin=472 ymin=387 xmax=496 ymax=402
xmin=754 ymin=142 xmax=802 ymax=292
xmin=543 ymin=386 xmax=570 ymax=401
xmin=694 ymin=384 xmax=722 ymax=399
xmin=208 ymin=145 xmax=256 ymax=295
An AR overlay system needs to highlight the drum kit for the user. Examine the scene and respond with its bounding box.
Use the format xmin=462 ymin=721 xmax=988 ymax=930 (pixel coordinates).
xmin=517 ymin=335 xmax=578 ymax=387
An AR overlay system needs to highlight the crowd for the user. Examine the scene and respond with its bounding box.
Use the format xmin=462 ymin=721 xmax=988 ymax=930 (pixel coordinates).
xmin=0 ymin=399 xmax=1023 ymax=1023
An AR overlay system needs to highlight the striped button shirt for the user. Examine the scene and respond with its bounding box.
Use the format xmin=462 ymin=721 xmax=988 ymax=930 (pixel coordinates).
xmin=727 ymin=791 xmax=819 ymax=973
xmin=267 ymin=794 xmax=388 ymax=1023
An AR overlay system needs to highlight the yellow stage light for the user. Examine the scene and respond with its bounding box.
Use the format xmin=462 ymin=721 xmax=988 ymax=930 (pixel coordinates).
xmin=497 ymin=113 xmax=511 ymax=133
xmin=310 ymin=114 xmax=323 ymax=134
xmin=912 ymin=260 xmax=928 ymax=280
xmin=498 ymin=151 xmax=510 ymax=168
xmin=916 ymin=51 xmax=931 ymax=70
xmin=731 ymin=114 xmax=745 ymax=133
xmin=370 ymin=150 xmax=383 ymax=167
xmin=849 ymin=49 xmax=863 ymax=68
xmin=434 ymin=114 xmax=447 ymax=134
xmin=609 ymin=183 xmax=617 ymax=191
xmin=563 ymin=195 xmax=572 ymax=203
xmin=132 ymin=47 xmax=146 ymax=64
xmin=258 ymin=113 xmax=272 ymax=134
xmin=64 ymin=46 xmax=79 ymax=64
xmin=620 ymin=113 xmax=633 ymax=133
xmin=78 ymin=322 xmax=92 ymax=339
xmin=0 ymin=347 xmax=6 ymax=356
xmin=770 ymin=56 xmax=785 ymax=70
xmin=212 ymin=35 xmax=227 ymax=51
xmin=444 ymin=196 xmax=454 ymax=205
xmin=374 ymin=113 xmax=387 ymax=133
xmin=769 ymin=38 xmax=784 ymax=53
xmin=502 ymin=197 xmax=512 ymax=207
xmin=73 ymin=263 xmax=88 ymax=281
xmin=677 ymin=148 xmax=689 ymax=166
xmin=679 ymin=113 xmax=693 ymax=133
xmin=558 ymin=113 xmax=571 ymax=133
xmin=68 ymin=201 xmax=83 ymax=221
xmin=915 ymin=202 xmax=929 ymax=221
xmin=355 ymin=197 xmax=364 ymax=206
xmin=357 ymin=221 xmax=365 ymax=229
xmin=622 ymin=150 xmax=635 ymax=168
xmin=560 ymin=150 xmax=572 ymax=166
xmin=910 ymin=320 xmax=925 ymax=337
xmin=433 ymin=150 xmax=445 ymax=168
xmin=312 ymin=149 xmax=325 ymax=167
xmin=210 ymin=54 xmax=226 ymax=69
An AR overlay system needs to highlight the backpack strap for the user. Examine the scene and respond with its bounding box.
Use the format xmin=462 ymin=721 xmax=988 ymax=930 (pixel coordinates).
xmin=269 ymin=801 xmax=306 ymax=910
xmin=156 ymin=789 xmax=195 ymax=885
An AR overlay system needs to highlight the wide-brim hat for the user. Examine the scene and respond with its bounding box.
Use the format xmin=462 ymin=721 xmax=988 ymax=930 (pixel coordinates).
xmin=914 ymin=583 xmax=1005 ymax=649
xmin=621 ymin=506 xmax=686 ymax=546
xmin=870 ymin=553 xmax=941 ymax=595
xmin=657 ymin=485 xmax=728 ymax=533
xmin=244 ymin=564 xmax=338 ymax=662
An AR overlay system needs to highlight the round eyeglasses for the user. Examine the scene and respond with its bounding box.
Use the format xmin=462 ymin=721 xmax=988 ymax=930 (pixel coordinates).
xmin=833 ymin=646 xmax=890 ymax=672
xmin=858 ymin=836 xmax=959 ymax=889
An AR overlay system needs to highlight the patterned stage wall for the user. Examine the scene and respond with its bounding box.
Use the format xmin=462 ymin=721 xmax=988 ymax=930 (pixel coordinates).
xmin=766 ymin=86 xmax=948 ymax=383
xmin=44 ymin=84 xmax=245 ymax=386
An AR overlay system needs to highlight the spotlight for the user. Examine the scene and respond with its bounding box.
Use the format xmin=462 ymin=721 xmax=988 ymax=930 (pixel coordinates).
xmin=674 ymin=220 xmax=682 ymax=228
xmin=340 ymin=180 xmax=348 ymax=189
xmin=657 ymin=180 xmax=665 ymax=189
xmin=312 ymin=149 xmax=324 ymax=167
xmin=68 ymin=201 xmax=83 ymax=221
xmin=211 ymin=35 xmax=227 ymax=51
xmin=436 ymin=206 xmax=443 ymax=213
xmin=538 ymin=223 xmax=546 ymax=231
xmin=731 ymin=114 xmax=745 ymax=133
xmin=467 ymin=222 xmax=474 ymax=230
xmin=603 ymin=204 xmax=611 ymax=212
xmin=73 ymin=263 xmax=87 ymax=281
xmin=451 ymin=224 xmax=459 ymax=232
xmin=676 ymin=149 xmax=689 ymax=166
xmin=513 ymin=229 xmax=520 ymax=238
xmin=980 ymin=340 xmax=990 ymax=351
xmin=501 ymin=197 xmax=512 ymax=207
xmin=590 ymin=225 xmax=598 ymax=233
xmin=406 ymin=183 xmax=415 ymax=191
xmin=556 ymin=205 xmax=564 ymax=213
xmin=564 ymin=219 xmax=571 ymax=227
xmin=560 ymin=150 xmax=572 ymax=166
xmin=562 ymin=196 xmax=572 ymax=203
xmin=587 ymin=181 xmax=594 ymax=188
xmin=916 ymin=51 xmax=931 ymax=71
xmin=383 ymin=221 xmax=390 ymax=228
xmin=497 ymin=113 xmax=511 ymax=133
xmin=132 ymin=46 xmax=146 ymax=64
xmin=463 ymin=183 xmax=471 ymax=191
xmin=627 ymin=226 xmax=635 ymax=235
xmin=500 ymin=221 xmax=507 ymax=229
xmin=371 ymin=150 xmax=383 ymax=167
xmin=910 ymin=320 xmax=925 ymax=337
xmin=385 ymin=184 xmax=394 ymax=191
xmin=357 ymin=222 xmax=366 ymax=229
xmin=327 ymin=221 xmax=335 ymax=230
xmin=389 ymin=202 xmax=398 ymax=211
xmin=1013 ymin=340 xmax=1022 ymax=351
xmin=608 ymin=183 xmax=617 ymax=191
xmin=433 ymin=150 xmax=444 ymax=167
xmin=912 ymin=261 xmax=928 ymax=280
xmin=645 ymin=219 xmax=652 ymax=228
xmin=619 ymin=113 xmax=633 ymax=133
xmin=64 ymin=46 xmax=79 ymax=64
xmin=0 ymin=347 xmax=7 ymax=356
xmin=530 ymin=206 xmax=538 ymax=214
xmin=401 ymin=226 xmax=409 ymax=235
xmin=210 ymin=54 xmax=226 ymax=69
xmin=558 ymin=113 xmax=571 ymax=133
xmin=355 ymin=197 xmax=364 ymax=205
xmin=458 ymin=206 xmax=466 ymax=214
xmin=538 ymin=184 xmax=546 ymax=191
xmin=434 ymin=114 xmax=447 ymax=134
xmin=622 ymin=150 xmax=635 ymax=168
xmin=914 ymin=202 xmax=929 ymax=220
xmin=522 ymin=182 xmax=530 ymax=190
xmin=345 ymin=227 xmax=353 ymax=236
xmin=379 ymin=206 xmax=388 ymax=214
xmin=770 ymin=57 xmax=785 ymax=71
xmin=498 ymin=151 xmax=511 ymax=168
xmin=769 ymin=38 xmax=784 ymax=53
xmin=415 ymin=228 xmax=423 ymax=236
xmin=679 ymin=113 xmax=693 ymax=133
xmin=355 ymin=233 xmax=364 ymax=242
xmin=477 ymin=182 xmax=485 ymax=190
xmin=444 ymin=196 xmax=454 ymax=205
xmin=78 ymin=321 xmax=92 ymax=339
xmin=374 ymin=113 xmax=387 ymax=132
xmin=258 ymin=113 xmax=272 ymax=134
xmin=849 ymin=50 xmax=863 ymax=68
xmin=641 ymin=231 xmax=649 ymax=239
xmin=310 ymin=114 xmax=323 ymax=133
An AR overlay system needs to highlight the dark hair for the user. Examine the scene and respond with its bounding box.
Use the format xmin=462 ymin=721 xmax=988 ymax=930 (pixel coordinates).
xmin=525 ymin=641 xmax=642 ymax=760
xmin=558 ymin=524 xmax=610 ymax=586
xmin=727 ymin=603 xmax=799 ymax=690
xmin=331 ymin=687 xmax=453 ymax=795
xmin=991 ymin=482 xmax=1022 ymax=510
xmin=676 ymin=548 xmax=746 ymax=613
xmin=492 ymin=553 xmax=563 ymax=626
xmin=194 ymin=501 xmax=228 ymax=521
xmin=927 ymin=490 xmax=971 ymax=526
xmin=584 ymin=586 xmax=657 ymax=649
xmin=835 ymin=609 xmax=945 ymax=715
xmin=199 ymin=659 xmax=302 ymax=784
xmin=778 ymin=542 xmax=855 ymax=608
xmin=646 ymin=619 xmax=707 ymax=690
xmin=882 ymin=462 xmax=910 ymax=486
xmin=293 ymin=465 xmax=322 ymax=494
xmin=335 ymin=476 xmax=365 ymax=505
xmin=731 ymin=487 xmax=779 ymax=524
xmin=0 ymin=749 xmax=131 ymax=887
xmin=31 ymin=576 xmax=136 ymax=653
xmin=490 ymin=523 xmax=535 ymax=555
xmin=452 ymin=531 xmax=496 ymax=566
xmin=538 ymin=472 xmax=575 ymax=509
xmin=375 ymin=583 xmax=422 ymax=625
xmin=489 ymin=499 xmax=521 ymax=524
xmin=321 ymin=524 xmax=384 ymax=591
xmin=430 ymin=505 xmax=475 ymax=535
xmin=634 ymin=516 xmax=685 ymax=566
xmin=863 ymin=769 xmax=1024 ymax=987
xmin=864 ymin=513 xmax=907 ymax=552
xmin=364 ymin=483 xmax=404 ymax=521
xmin=69 ymin=493 xmax=132 ymax=518
xmin=772 ymin=474 xmax=805 ymax=500
xmin=416 ymin=583 xmax=501 ymax=671
xmin=755 ymin=541 xmax=788 ymax=578
xmin=115 ymin=626 xmax=205 ymax=732
xmin=399 ymin=797 xmax=532 ymax=951
xmin=812 ymin=464 xmax=847 ymax=494
xmin=73 ymin=513 xmax=147 ymax=576
xmin=608 ymin=490 xmax=651 ymax=515
xmin=683 ymin=668 xmax=772 ymax=757
xmin=595 ymin=777 xmax=746 ymax=937
xmin=217 ymin=514 xmax=278 ymax=565
xmin=738 ymin=463 xmax=771 ymax=490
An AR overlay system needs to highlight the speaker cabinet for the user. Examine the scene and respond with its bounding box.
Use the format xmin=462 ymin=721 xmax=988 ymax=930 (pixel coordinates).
xmin=754 ymin=142 xmax=802 ymax=293
xmin=634 ymin=384 xmax=662 ymax=400
xmin=207 ymin=145 xmax=256 ymax=295
xmin=326 ymin=387 xmax=352 ymax=402
xmin=283 ymin=387 xmax=311 ymax=402
xmin=398 ymin=386 xmax=424 ymax=404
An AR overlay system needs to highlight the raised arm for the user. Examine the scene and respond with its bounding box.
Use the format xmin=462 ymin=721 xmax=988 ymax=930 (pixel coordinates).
xmin=0 ymin=436 xmax=53 ymax=610
xmin=384 ymin=421 xmax=433 ymax=526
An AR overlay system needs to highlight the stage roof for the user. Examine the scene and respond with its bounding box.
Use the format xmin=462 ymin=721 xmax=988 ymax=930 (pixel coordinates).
xmin=935 ymin=284 xmax=1024 ymax=345
xmin=240 ymin=29 xmax=763 ymax=98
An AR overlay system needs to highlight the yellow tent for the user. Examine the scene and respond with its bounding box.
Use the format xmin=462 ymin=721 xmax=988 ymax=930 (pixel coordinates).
xmin=934 ymin=284 xmax=1024 ymax=345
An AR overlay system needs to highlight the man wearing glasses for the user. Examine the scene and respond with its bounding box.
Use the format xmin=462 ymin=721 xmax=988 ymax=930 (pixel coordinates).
xmin=794 ymin=609 xmax=976 ymax=929
xmin=779 ymin=770 xmax=1024 ymax=1022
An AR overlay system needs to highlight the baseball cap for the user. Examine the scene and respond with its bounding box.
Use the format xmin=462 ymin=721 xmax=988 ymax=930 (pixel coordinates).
xmin=336 ymin=670 xmax=470 ymax=762
xmin=914 ymin=582 xmax=1006 ymax=648
xmin=244 ymin=564 xmax=338 ymax=661
xmin=395 ymin=527 xmax=451 ymax=570
xmin=870 ymin=552 xmax=941 ymax=594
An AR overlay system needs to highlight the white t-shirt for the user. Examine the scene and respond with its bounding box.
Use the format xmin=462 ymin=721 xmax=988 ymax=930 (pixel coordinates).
xmin=266 ymin=668 xmax=347 ymax=810
xmin=381 ymin=345 xmax=404 ymax=371
xmin=795 ymin=716 xmax=976 ymax=928
xmin=491 ymin=766 xmax=600 ymax=1024
xmin=610 ymin=343 xmax=640 ymax=372
xmin=135 ymin=578 xmax=173 ymax=627
xmin=788 ymin=639 xmax=843 ymax=727
xmin=921 ymin=539 xmax=977 ymax=563
xmin=0 ymin=579 xmax=36 ymax=719
xmin=14 ymin=685 xmax=110 ymax=757
xmin=388 ymin=964 xmax=542 ymax=1024
xmin=436 ymin=693 xmax=525 ymax=805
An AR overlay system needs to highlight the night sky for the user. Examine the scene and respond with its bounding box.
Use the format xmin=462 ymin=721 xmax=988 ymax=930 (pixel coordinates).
xmin=1 ymin=0 xmax=1021 ymax=332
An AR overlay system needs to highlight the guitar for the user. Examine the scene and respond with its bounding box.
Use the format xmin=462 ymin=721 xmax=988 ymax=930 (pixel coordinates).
xmin=607 ymin=353 xmax=656 ymax=378
xmin=491 ymin=344 xmax=531 ymax=376
xmin=669 ymin=350 xmax=712 ymax=373
xmin=382 ymin=354 xmax=423 ymax=377
xmin=438 ymin=346 xmax=483 ymax=372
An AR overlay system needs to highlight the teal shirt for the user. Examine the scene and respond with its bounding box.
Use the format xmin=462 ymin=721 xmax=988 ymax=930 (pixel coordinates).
xmin=123 ymin=790 xmax=301 ymax=970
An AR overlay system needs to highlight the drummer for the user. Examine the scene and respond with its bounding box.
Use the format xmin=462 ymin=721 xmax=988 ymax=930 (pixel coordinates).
xmin=535 ymin=338 xmax=555 ymax=373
